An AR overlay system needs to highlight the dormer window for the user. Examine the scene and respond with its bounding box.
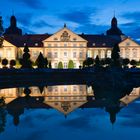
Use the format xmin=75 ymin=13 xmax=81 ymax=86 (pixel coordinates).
xmin=102 ymin=43 xmax=106 ymax=46
xmin=35 ymin=43 xmax=38 ymax=46
xmin=73 ymin=38 xmax=77 ymax=41
xmin=93 ymin=43 xmax=96 ymax=46
xmin=23 ymin=43 xmax=26 ymax=46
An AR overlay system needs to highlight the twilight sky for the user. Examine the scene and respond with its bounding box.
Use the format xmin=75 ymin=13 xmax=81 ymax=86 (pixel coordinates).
xmin=1 ymin=0 xmax=140 ymax=40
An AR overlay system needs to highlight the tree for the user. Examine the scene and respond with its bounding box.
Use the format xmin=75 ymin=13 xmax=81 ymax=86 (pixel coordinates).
xmin=49 ymin=62 xmax=52 ymax=68
xmin=10 ymin=59 xmax=16 ymax=68
xmin=86 ymin=57 xmax=94 ymax=67
xmin=94 ymin=55 xmax=100 ymax=66
xmin=130 ymin=60 xmax=137 ymax=68
xmin=2 ymin=58 xmax=8 ymax=68
xmin=122 ymin=58 xmax=130 ymax=68
xmin=35 ymin=52 xmax=45 ymax=68
xmin=111 ymin=43 xmax=120 ymax=66
xmin=105 ymin=58 xmax=112 ymax=67
xmin=20 ymin=45 xmax=32 ymax=68
xmin=44 ymin=57 xmax=48 ymax=68
xmin=68 ymin=60 xmax=74 ymax=69
xmin=58 ymin=62 xmax=63 ymax=69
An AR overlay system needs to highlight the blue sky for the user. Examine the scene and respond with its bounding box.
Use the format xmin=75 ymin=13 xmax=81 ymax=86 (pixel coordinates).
xmin=1 ymin=0 xmax=140 ymax=40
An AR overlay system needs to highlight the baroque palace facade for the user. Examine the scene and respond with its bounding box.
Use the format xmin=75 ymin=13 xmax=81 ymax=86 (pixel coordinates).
xmin=0 ymin=15 xmax=140 ymax=68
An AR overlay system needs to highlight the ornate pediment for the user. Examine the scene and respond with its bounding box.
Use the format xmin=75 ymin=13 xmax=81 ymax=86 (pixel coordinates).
xmin=60 ymin=31 xmax=70 ymax=42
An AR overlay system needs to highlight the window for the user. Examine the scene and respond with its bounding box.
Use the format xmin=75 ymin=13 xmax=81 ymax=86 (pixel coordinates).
xmin=54 ymin=87 xmax=58 ymax=92
xmin=125 ymin=49 xmax=130 ymax=58
xmin=64 ymin=62 xmax=68 ymax=68
xmin=73 ymin=86 xmax=77 ymax=92
xmin=64 ymin=52 xmax=68 ymax=57
xmin=73 ymin=38 xmax=77 ymax=41
xmin=48 ymin=86 xmax=53 ymax=92
xmin=48 ymin=44 xmax=52 ymax=47
xmin=73 ymin=52 xmax=76 ymax=58
xmin=35 ymin=43 xmax=38 ymax=46
xmin=6 ymin=49 xmax=11 ymax=58
xmin=73 ymin=44 xmax=77 ymax=47
xmin=54 ymin=52 xmax=58 ymax=58
xmin=64 ymin=86 xmax=67 ymax=92
xmin=64 ymin=44 xmax=67 ymax=47
xmin=93 ymin=43 xmax=96 ymax=46
xmin=54 ymin=44 xmax=58 ymax=47
xmin=107 ymin=50 xmax=111 ymax=58
xmin=80 ymin=44 xmax=83 ymax=47
xmin=101 ymin=50 xmax=105 ymax=58
xmin=79 ymin=52 xmax=83 ymax=58
xmin=133 ymin=49 xmax=137 ymax=58
xmin=79 ymin=86 xmax=83 ymax=91
xmin=47 ymin=52 xmax=52 ymax=58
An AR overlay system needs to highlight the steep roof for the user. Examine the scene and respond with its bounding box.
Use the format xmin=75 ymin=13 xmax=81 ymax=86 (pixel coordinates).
xmin=4 ymin=34 xmax=51 ymax=47
xmin=4 ymin=34 xmax=125 ymax=48
xmin=80 ymin=34 xmax=123 ymax=48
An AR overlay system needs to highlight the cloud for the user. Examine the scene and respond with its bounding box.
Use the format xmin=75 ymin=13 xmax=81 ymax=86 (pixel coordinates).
xmin=17 ymin=13 xmax=33 ymax=27
xmin=59 ymin=7 xmax=97 ymax=25
xmin=32 ymin=20 xmax=54 ymax=28
xmin=122 ymin=12 xmax=140 ymax=21
xmin=10 ymin=0 xmax=46 ymax=9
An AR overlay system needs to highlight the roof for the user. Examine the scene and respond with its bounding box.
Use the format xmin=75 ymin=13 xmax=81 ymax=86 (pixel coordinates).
xmin=4 ymin=34 xmax=125 ymax=48
xmin=4 ymin=34 xmax=51 ymax=47
xmin=80 ymin=34 xmax=123 ymax=48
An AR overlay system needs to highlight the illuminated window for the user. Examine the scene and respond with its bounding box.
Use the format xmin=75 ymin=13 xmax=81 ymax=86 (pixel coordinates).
xmin=64 ymin=44 xmax=67 ymax=47
xmin=73 ymin=52 xmax=76 ymax=58
xmin=64 ymin=62 xmax=68 ymax=68
xmin=48 ymin=86 xmax=53 ymax=92
xmin=73 ymin=44 xmax=77 ymax=47
xmin=133 ymin=49 xmax=137 ymax=58
xmin=6 ymin=49 xmax=11 ymax=58
xmin=79 ymin=52 xmax=83 ymax=58
xmin=47 ymin=52 xmax=52 ymax=58
xmin=73 ymin=86 xmax=77 ymax=92
xmin=125 ymin=49 xmax=130 ymax=58
xmin=64 ymin=52 xmax=68 ymax=57
xmin=54 ymin=52 xmax=58 ymax=58
xmin=48 ymin=44 xmax=51 ymax=47
xmin=64 ymin=86 xmax=67 ymax=92
xmin=107 ymin=50 xmax=111 ymax=58
xmin=101 ymin=50 xmax=105 ymax=58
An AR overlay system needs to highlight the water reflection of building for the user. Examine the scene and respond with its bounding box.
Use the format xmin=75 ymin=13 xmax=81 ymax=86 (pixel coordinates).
xmin=120 ymin=88 xmax=140 ymax=105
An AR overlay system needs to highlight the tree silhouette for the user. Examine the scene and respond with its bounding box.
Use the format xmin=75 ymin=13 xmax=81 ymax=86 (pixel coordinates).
xmin=49 ymin=62 xmax=52 ymax=68
xmin=10 ymin=59 xmax=16 ymax=68
xmin=122 ymin=58 xmax=130 ymax=68
xmin=35 ymin=52 xmax=46 ymax=68
xmin=130 ymin=60 xmax=137 ymax=68
xmin=58 ymin=61 xmax=63 ymax=69
xmin=21 ymin=45 xmax=32 ymax=68
xmin=105 ymin=58 xmax=112 ymax=67
xmin=68 ymin=60 xmax=74 ymax=69
xmin=44 ymin=57 xmax=48 ymax=68
xmin=111 ymin=43 xmax=120 ymax=66
xmin=2 ymin=58 xmax=8 ymax=68
xmin=94 ymin=55 xmax=100 ymax=66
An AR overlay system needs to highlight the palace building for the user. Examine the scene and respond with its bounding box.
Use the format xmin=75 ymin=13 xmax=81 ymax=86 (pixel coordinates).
xmin=0 ymin=15 xmax=140 ymax=68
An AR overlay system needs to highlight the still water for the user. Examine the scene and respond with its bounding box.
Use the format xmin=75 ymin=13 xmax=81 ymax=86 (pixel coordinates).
xmin=0 ymin=85 xmax=140 ymax=140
